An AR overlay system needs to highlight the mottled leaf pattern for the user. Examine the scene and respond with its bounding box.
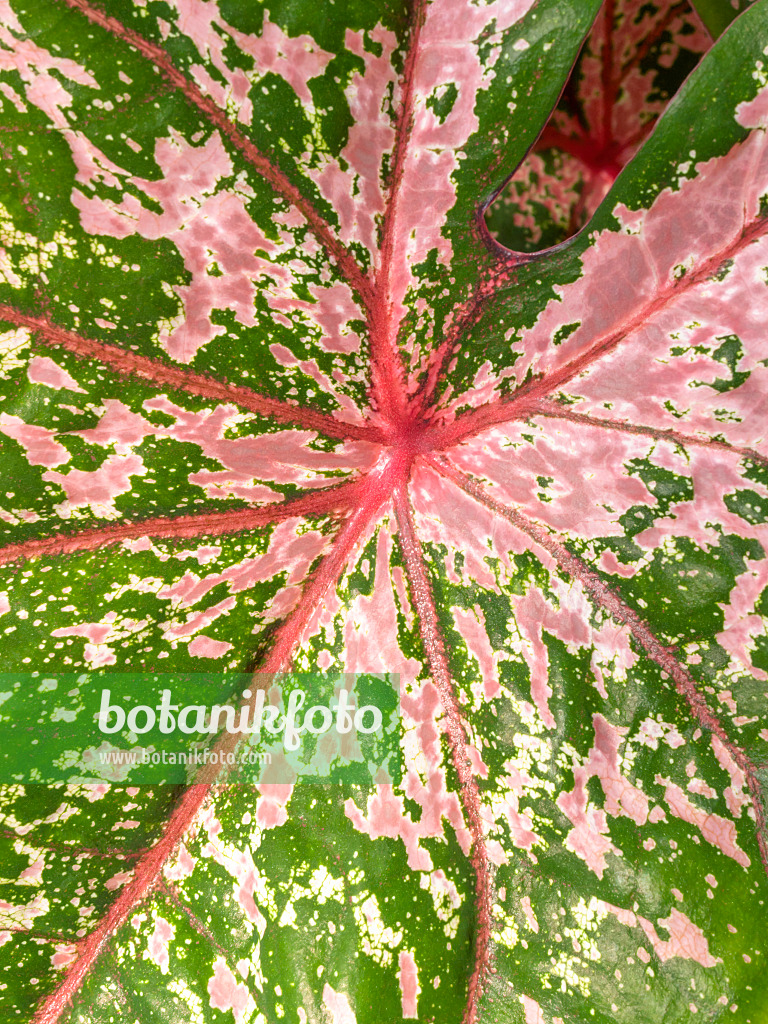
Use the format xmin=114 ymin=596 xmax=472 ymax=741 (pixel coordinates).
xmin=0 ymin=1 xmax=766 ymax=1023
xmin=485 ymin=0 xmax=711 ymax=252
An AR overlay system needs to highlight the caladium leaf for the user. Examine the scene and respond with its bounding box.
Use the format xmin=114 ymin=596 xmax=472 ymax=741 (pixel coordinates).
xmin=0 ymin=1 xmax=767 ymax=1023
xmin=485 ymin=0 xmax=712 ymax=252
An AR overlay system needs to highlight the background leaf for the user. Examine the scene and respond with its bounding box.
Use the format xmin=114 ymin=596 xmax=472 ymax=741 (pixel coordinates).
xmin=688 ymin=0 xmax=758 ymax=38
xmin=485 ymin=0 xmax=711 ymax=252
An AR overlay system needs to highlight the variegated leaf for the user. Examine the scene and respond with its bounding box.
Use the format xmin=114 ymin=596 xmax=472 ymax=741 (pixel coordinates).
xmin=486 ymin=0 xmax=712 ymax=252
xmin=0 ymin=1 xmax=766 ymax=1023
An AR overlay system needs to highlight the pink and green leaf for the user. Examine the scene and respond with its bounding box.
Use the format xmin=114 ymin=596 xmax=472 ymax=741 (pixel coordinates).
xmin=0 ymin=0 xmax=767 ymax=1022
xmin=484 ymin=0 xmax=712 ymax=251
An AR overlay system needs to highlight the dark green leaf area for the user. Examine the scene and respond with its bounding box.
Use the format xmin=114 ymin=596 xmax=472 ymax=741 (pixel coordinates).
xmin=306 ymin=50 xmax=364 ymax=159
xmin=617 ymin=456 xmax=694 ymax=539
xmin=426 ymin=81 xmax=458 ymax=124
xmin=309 ymin=793 xmax=466 ymax=1021
xmin=1 ymin=933 xmax=62 ymax=1017
xmin=0 ymin=462 xmax=59 ymax=549
xmin=724 ymin=487 xmax=768 ymax=526
xmin=741 ymin=457 xmax=768 ymax=493
xmin=699 ymin=334 xmax=750 ymax=394
xmin=258 ymin=787 xmax=473 ymax=1024
xmin=751 ymin=633 xmax=768 ymax=674
xmin=345 ymin=532 xmax=378 ymax=600
xmin=0 ymin=783 xmax=181 ymax=1017
xmin=0 ymin=127 xmax=84 ymax=256
xmin=230 ymin=0 xmax=408 ymax=52
xmin=116 ymin=437 xmax=233 ymax=517
xmin=615 ymin=533 xmax=761 ymax=646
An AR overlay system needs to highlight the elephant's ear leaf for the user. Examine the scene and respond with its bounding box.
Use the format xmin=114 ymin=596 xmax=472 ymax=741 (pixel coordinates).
xmin=486 ymin=0 xmax=712 ymax=252
xmin=0 ymin=1 xmax=766 ymax=1023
